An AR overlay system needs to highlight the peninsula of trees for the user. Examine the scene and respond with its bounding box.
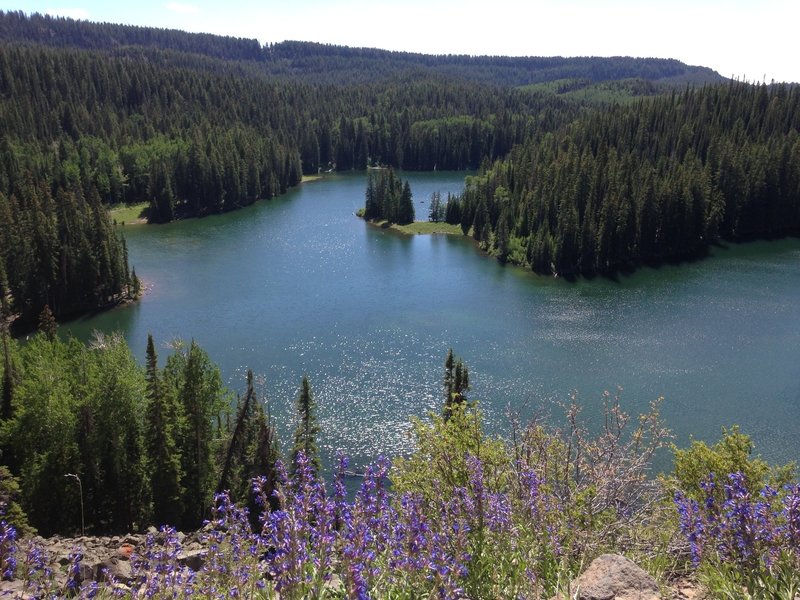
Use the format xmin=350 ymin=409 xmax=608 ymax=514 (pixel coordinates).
xmin=443 ymin=82 xmax=800 ymax=275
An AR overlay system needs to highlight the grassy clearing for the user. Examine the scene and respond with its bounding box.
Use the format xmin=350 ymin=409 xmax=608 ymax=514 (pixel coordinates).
xmin=109 ymin=202 xmax=149 ymax=225
xmin=390 ymin=221 xmax=463 ymax=235
xmin=301 ymin=174 xmax=325 ymax=183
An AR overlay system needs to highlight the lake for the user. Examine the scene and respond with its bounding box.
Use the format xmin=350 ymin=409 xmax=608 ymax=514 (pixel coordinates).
xmin=64 ymin=171 xmax=800 ymax=473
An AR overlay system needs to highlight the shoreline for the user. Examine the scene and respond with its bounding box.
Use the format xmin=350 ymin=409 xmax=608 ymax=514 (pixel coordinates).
xmin=109 ymin=175 xmax=326 ymax=227
xmin=361 ymin=216 xmax=463 ymax=236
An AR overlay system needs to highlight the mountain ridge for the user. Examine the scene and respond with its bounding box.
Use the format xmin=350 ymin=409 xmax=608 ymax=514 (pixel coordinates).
xmin=0 ymin=9 xmax=725 ymax=88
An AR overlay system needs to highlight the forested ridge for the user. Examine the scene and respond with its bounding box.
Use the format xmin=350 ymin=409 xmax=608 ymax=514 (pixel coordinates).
xmin=447 ymin=82 xmax=800 ymax=275
xmin=0 ymin=10 xmax=724 ymax=87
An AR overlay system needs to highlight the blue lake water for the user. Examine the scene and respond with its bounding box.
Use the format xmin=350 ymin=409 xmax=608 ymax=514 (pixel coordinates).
xmin=64 ymin=172 xmax=800 ymax=473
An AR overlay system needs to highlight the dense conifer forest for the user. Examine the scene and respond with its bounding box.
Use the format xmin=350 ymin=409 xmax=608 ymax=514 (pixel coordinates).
xmin=447 ymin=82 xmax=800 ymax=275
xmin=0 ymin=12 xmax=570 ymax=324
xmin=1 ymin=9 xmax=797 ymax=324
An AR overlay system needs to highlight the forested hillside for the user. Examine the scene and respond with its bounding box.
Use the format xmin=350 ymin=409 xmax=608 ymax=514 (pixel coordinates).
xmin=448 ymin=82 xmax=800 ymax=275
xmin=0 ymin=10 xmax=770 ymax=327
xmin=0 ymin=23 xmax=557 ymax=325
xmin=0 ymin=10 xmax=723 ymax=87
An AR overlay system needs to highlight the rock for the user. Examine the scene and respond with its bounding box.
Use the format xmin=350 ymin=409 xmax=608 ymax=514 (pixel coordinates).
xmin=74 ymin=561 xmax=94 ymax=585
xmin=670 ymin=578 xmax=704 ymax=600
xmin=554 ymin=554 xmax=661 ymax=600
xmin=0 ymin=579 xmax=31 ymax=598
xmin=178 ymin=549 xmax=207 ymax=571
xmin=93 ymin=556 xmax=133 ymax=584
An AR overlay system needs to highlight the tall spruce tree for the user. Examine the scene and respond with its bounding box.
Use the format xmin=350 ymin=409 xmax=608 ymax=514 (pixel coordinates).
xmin=1 ymin=327 xmax=13 ymax=422
xmin=38 ymin=305 xmax=57 ymax=341
xmin=144 ymin=334 xmax=183 ymax=527
xmin=290 ymin=376 xmax=320 ymax=475
xmin=248 ymin=401 xmax=281 ymax=529
xmin=217 ymin=369 xmax=259 ymax=501
xmin=0 ymin=326 xmax=16 ymax=473
xmin=170 ymin=340 xmax=226 ymax=529
xmin=397 ymin=180 xmax=415 ymax=225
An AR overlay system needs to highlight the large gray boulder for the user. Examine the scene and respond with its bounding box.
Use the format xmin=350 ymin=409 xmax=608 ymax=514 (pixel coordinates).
xmin=555 ymin=554 xmax=661 ymax=600
xmin=93 ymin=556 xmax=133 ymax=585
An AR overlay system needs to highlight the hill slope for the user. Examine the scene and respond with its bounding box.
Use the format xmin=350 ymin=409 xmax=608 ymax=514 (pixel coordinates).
xmin=0 ymin=10 xmax=724 ymax=87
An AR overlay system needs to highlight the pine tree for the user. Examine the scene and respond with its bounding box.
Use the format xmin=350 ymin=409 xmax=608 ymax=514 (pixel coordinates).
xmin=445 ymin=193 xmax=461 ymax=225
xmin=130 ymin=267 xmax=142 ymax=299
xmin=290 ymin=376 xmax=320 ymax=475
xmin=248 ymin=401 xmax=281 ymax=529
xmin=173 ymin=340 xmax=225 ymax=529
xmin=397 ymin=180 xmax=415 ymax=225
xmin=217 ymin=369 xmax=259 ymax=501
xmin=0 ymin=327 xmax=16 ymax=473
xmin=444 ymin=348 xmax=455 ymax=402
xmin=144 ymin=334 xmax=183 ymax=527
xmin=364 ymin=172 xmax=379 ymax=220
xmin=1 ymin=327 xmax=13 ymax=422
xmin=428 ymin=191 xmax=441 ymax=222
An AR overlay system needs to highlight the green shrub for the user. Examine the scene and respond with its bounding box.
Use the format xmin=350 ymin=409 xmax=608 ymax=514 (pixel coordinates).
xmin=0 ymin=465 xmax=32 ymax=536
xmin=671 ymin=425 xmax=795 ymax=504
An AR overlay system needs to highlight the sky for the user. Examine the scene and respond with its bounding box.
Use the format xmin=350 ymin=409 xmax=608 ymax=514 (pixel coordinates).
xmin=4 ymin=0 xmax=799 ymax=83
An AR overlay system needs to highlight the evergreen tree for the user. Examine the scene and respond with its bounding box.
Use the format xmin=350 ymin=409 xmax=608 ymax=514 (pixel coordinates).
xmin=88 ymin=332 xmax=150 ymax=531
xmin=0 ymin=327 xmax=16 ymax=473
xmin=397 ymin=180 xmax=415 ymax=225
xmin=290 ymin=376 xmax=320 ymax=475
xmin=364 ymin=173 xmax=379 ymax=220
xmin=428 ymin=191 xmax=442 ymax=222
xmin=443 ymin=349 xmax=470 ymax=420
xmin=248 ymin=401 xmax=281 ymax=528
xmin=1 ymin=327 xmax=13 ymax=422
xmin=170 ymin=340 xmax=226 ymax=529
xmin=217 ymin=369 xmax=259 ymax=501
xmin=130 ymin=267 xmax=142 ymax=299
xmin=444 ymin=193 xmax=461 ymax=225
xmin=444 ymin=348 xmax=455 ymax=403
xmin=144 ymin=334 xmax=183 ymax=527
xmin=38 ymin=305 xmax=58 ymax=341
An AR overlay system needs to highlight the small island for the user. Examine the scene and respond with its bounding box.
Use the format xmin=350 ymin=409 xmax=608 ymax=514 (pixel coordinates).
xmin=358 ymin=170 xmax=464 ymax=236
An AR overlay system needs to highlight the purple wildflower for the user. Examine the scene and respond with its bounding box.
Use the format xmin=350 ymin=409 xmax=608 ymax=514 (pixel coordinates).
xmin=674 ymin=490 xmax=704 ymax=567
xmin=0 ymin=519 xmax=17 ymax=580
xmin=65 ymin=548 xmax=83 ymax=592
